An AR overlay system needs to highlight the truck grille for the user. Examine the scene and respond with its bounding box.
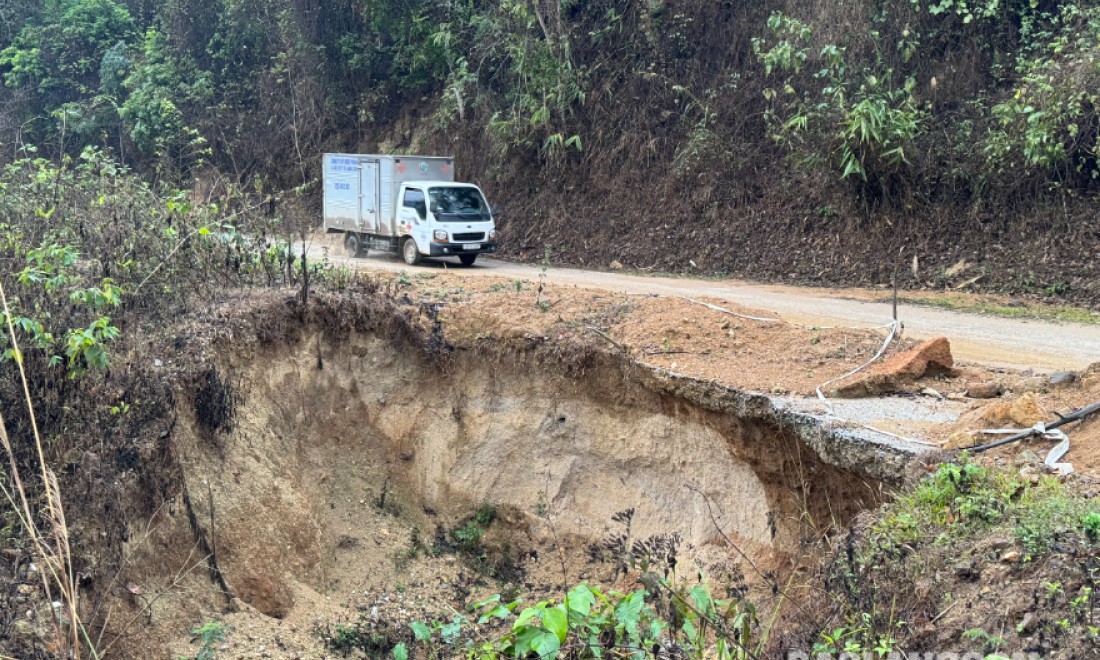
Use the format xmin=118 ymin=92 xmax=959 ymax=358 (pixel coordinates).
xmin=452 ymin=232 xmax=485 ymax=242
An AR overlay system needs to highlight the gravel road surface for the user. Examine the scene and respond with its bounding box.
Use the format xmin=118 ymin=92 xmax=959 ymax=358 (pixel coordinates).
xmin=309 ymin=243 xmax=1100 ymax=372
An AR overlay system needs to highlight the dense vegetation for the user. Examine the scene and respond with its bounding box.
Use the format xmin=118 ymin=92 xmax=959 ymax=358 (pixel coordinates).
xmin=4 ymin=0 xmax=1098 ymax=188
xmin=1 ymin=0 xmax=1099 ymax=300
xmin=0 ymin=147 xmax=346 ymax=659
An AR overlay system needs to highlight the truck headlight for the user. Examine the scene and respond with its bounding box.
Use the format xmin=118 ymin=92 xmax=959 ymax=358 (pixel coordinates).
xmin=433 ymin=230 xmax=448 ymax=241
xmin=489 ymin=229 xmax=497 ymax=240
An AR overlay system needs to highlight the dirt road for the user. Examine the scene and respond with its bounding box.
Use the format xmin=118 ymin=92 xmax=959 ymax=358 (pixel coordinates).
xmin=311 ymin=243 xmax=1100 ymax=372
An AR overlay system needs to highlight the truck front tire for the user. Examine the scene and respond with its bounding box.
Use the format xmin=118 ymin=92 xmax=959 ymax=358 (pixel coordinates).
xmin=458 ymin=254 xmax=477 ymax=267
xmin=402 ymin=237 xmax=422 ymax=266
xmin=344 ymin=232 xmax=363 ymax=258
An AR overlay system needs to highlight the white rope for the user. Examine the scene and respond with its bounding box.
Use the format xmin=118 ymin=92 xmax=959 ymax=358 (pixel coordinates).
xmin=979 ymin=424 xmax=1073 ymax=475
xmin=858 ymin=423 xmax=942 ymax=446
xmin=1046 ymin=437 xmax=1073 ymax=475
xmin=814 ymin=320 xmax=899 ymax=419
xmin=676 ymin=296 xmax=782 ymax=323
xmin=802 ymin=321 xmax=898 ymax=331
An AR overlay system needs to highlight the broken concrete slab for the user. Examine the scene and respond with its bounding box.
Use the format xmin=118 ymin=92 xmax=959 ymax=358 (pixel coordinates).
xmin=636 ymin=364 xmax=933 ymax=484
xmin=1009 ymin=376 xmax=1046 ymax=394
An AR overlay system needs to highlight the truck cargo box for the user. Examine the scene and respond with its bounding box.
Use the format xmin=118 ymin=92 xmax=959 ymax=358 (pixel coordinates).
xmin=323 ymin=154 xmax=455 ymax=237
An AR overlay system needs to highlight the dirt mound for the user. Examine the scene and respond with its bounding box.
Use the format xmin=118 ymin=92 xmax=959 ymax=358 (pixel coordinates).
xmin=963 ymin=392 xmax=1048 ymax=430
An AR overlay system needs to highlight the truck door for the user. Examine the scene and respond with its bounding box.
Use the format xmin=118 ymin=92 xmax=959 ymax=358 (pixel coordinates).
xmin=359 ymin=161 xmax=379 ymax=232
xmin=399 ymin=187 xmax=429 ymax=249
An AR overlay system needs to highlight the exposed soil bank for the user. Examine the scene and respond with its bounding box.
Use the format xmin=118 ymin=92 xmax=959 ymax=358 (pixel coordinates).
xmin=174 ymin=329 xmax=888 ymax=608
xmin=81 ymin=293 xmax=918 ymax=656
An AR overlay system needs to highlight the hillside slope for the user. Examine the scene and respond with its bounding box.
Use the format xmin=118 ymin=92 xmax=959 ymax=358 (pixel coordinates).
xmin=1 ymin=0 xmax=1098 ymax=301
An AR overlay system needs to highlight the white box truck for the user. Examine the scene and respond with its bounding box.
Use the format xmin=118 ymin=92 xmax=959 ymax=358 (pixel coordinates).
xmin=322 ymin=153 xmax=497 ymax=266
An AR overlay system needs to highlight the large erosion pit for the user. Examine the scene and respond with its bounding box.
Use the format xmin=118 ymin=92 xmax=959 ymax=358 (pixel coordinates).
xmin=111 ymin=310 xmax=924 ymax=655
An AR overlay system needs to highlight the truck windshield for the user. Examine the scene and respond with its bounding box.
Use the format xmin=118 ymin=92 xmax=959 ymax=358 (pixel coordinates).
xmin=429 ymin=187 xmax=489 ymax=221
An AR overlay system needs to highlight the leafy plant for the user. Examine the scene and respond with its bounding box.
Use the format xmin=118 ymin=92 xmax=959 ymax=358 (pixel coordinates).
xmin=464 ymin=585 xmax=665 ymax=659
xmin=1083 ymin=511 xmax=1100 ymax=542
xmin=397 ymin=572 xmax=761 ymax=660
xmin=754 ymin=12 xmax=925 ymax=195
xmin=190 ymin=621 xmax=227 ymax=660
xmin=986 ymin=4 xmax=1100 ymax=185
xmin=962 ymin=626 xmax=1007 ymax=652
xmin=752 ymin=12 xmax=813 ymax=76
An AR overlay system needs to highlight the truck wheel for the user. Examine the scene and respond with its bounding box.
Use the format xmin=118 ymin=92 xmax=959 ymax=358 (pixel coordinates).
xmin=458 ymin=254 xmax=477 ymax=267
xmin=402 ymin=237 xmax=422 ymax=266
xmin=344 ymin=233 xmax=363 ymax=258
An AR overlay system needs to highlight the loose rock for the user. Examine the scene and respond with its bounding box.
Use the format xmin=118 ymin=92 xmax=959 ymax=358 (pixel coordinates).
xmin=1048 ymin=370 xmax=1077 ymax=387
xmin=1010 ymin=376 xmax=1046 ymax=393
xmin=1015 ymin=450 xmax=1041 ymax=466
xmin=966 ymin=382 xmax=1003 ymax=399
xmin=962 ymin=392 xmax=1047 ymax=429
xmin=1019 ymin=612 xmax=1039 ymax=634
xmin=945 ymin=431 xmax=976 ymax=450
xmin=1082 ymin=362 xmax=1100 ymax=389
xmin=954 ymin=560 xmax=979 ymax=580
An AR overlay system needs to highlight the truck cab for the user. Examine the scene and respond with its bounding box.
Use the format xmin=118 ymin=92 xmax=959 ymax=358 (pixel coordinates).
xmin=397 ymin=181 xmax=497 ymax=266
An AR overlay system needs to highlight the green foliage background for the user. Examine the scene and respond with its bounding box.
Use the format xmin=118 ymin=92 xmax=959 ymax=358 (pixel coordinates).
xmin=2 ymin=0 xmax=1096 ymax=191
xmin=1 ymin=0 xmax=1099 ymax=297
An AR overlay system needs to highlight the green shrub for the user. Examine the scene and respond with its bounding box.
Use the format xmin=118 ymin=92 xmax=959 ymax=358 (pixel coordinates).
xmin=1081 ymin=511 xmax=1100 ymax=542
xmin=754 ymin=12 xmax=926 ymax=193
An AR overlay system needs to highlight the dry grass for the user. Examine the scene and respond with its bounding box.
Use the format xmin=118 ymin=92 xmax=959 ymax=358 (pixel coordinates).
xmin=0 ymin=278 xmax=94 ymax=659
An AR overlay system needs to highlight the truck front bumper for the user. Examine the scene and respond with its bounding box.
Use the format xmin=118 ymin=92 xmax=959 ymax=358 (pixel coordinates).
xmin=429 ymin=241 xmax=498 ymax=257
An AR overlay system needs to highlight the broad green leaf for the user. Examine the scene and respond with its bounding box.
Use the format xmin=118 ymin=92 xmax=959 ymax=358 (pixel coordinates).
xmin=567 ymin=584 xmax=596 ymax=617
xmin=614 ymin=591 xmax=645 ymax=641
xmin=472 ymin=594 xmax=501 ymax=610
xmin=409 ymin=621 xmax=432 ymax=642
xmin=198 ymin=226 xmax=211 ymax=236
xmin=479 ymin=604 xmax=513 ymax=624
xmin=514 ymin=625 xmax=542 ymax=657
xmin=392 ymin=643 xmax=408 ymax=660
xmin=689 ymin=584 xmax=711 ymax=612
xmin=440 ymin=618 xmax=462 ymax=643
xmin=542 ymin=605 xmax=568 ymax=643
xmin=530 ymin=631 xmax=561 ymax=659
xmin=515 ymin=602 xmax=548 ymax=630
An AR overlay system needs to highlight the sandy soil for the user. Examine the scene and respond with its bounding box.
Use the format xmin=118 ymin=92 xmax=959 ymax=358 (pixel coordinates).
xmin=157 ymin=327 xmax=812 ymax=659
